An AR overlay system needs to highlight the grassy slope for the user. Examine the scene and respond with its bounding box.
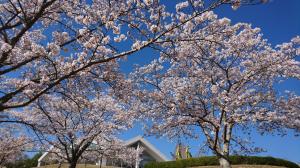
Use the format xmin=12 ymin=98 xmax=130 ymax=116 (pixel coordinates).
xmin=192 ymin=166 xmax=287 ymax=168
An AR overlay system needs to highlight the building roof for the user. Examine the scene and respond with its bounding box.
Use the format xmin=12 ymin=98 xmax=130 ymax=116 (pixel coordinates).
xmin=38 ymin=146 xmax=53 ymax=163
xmin=124 ymin=135 xmax=169 ymax=161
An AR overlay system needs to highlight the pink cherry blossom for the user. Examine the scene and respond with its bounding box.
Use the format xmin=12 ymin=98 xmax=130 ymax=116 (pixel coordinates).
xmin=131 ymin=10 xmax=299 ymax=168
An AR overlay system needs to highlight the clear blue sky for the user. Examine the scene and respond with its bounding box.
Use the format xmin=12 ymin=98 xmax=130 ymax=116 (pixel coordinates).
xmin=119 ymin=0 xmax=300 ymax=163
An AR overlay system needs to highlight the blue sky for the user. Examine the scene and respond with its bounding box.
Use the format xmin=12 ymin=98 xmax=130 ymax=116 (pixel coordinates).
xmin=119 ymin=0 xmax=300 ymax=164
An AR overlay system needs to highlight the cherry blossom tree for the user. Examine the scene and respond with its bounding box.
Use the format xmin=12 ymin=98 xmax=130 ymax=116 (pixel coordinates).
xmin=83 ymin=142 xmax=144 ymax=168
xmin=0 ymin=125 xmax=33 ymax=166
xmin=131 ymin=10 xmax=300 ymax=168
xmin=0 ymin=0 xmax=268 ymax=112
xmin=10 ymin=82 xmax=136 ymax=168
xmin=0 ymin=1 xmax=271 ymax=167
xmin=45 ymin=138 xmax=143 ymax=168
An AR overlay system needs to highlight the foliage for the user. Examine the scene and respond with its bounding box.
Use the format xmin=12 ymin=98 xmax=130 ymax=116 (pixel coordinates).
xmin=4 ymin=152 xmax=42 ymax=168
xmin=0 ymin=0 xmax=263 ymax=112
xmin=131 ymin=6 xmax=300 ymax=167
xmin=0 ymin=125 xmax=33 ymax=166
xmin=0 ymin=1 xmax=295 ymax=168
xmin=144 ymin=156 xmax=300 ymax=168
xmin=10 ymin=91 xmax=139 ymax=168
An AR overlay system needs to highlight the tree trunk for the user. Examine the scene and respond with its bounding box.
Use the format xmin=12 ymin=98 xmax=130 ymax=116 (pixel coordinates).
xmin=99 ymin=156 xmax=102 ymax=168
xmin=219 ymin=123 xmax=233 ymax=168
xmin=69 ymin=161 xmax=77 ymax=168
xmin=57 ymin=162 xmax=62 ymax=168
xmin=219 ymin=157 xmax=231 ymax=168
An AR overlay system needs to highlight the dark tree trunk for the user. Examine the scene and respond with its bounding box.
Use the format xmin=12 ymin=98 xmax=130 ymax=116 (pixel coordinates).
xmin=57 ymin=162 xmax=62 ymax=168
xmin=69 ymin=160 xmax=78 ymax=168
xmin=99 ymin=156 xmax=103 ymax=168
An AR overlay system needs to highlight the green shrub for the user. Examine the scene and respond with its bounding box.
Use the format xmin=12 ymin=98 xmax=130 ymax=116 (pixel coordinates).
xmin=144 ymin=156 xmax=299 ymax=168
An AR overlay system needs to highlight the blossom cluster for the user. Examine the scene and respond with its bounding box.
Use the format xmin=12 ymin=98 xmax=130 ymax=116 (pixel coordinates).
xmin=131 ymin=10 xmax=300 ymax=155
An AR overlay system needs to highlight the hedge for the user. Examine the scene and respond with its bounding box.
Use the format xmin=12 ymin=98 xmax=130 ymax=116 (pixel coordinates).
xmin=144 ymin=156 xmax=299 ymax=168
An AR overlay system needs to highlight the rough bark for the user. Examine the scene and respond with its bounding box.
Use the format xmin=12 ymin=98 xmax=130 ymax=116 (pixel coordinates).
xmin=219 ymin=157 xmax=231 ymax=168
xmin=68 ymin=160 xmax=78 ymax=168
xmin=218 ymin=123 xmax=233 ymax=168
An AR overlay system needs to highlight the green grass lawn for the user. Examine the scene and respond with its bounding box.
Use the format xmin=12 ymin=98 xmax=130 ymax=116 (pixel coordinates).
xmin=191 ymin=165 xmax=287 ymax=168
